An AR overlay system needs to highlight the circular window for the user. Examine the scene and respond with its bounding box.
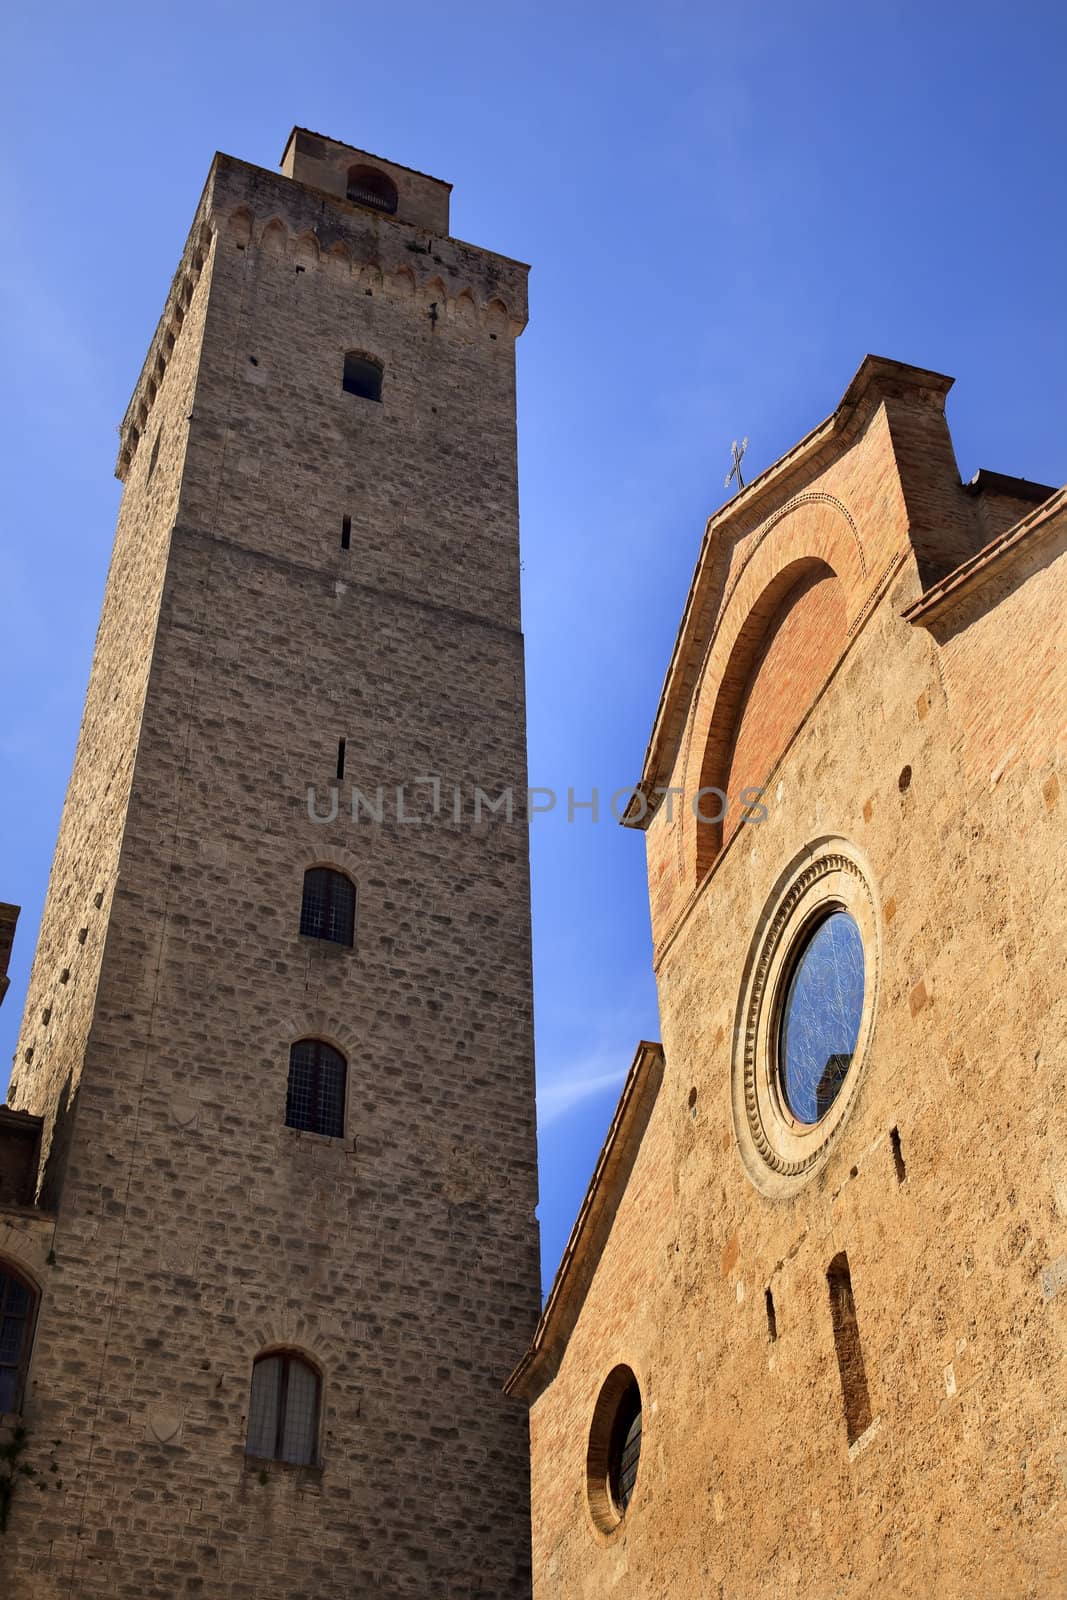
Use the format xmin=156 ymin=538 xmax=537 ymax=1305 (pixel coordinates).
xmin=731 ymin=842 xmax=880 ymax=1197
xmin=586 ymin=1366 xmax=643 ymax=1533
xmin=778 ymin=910 xmax=865 ymax=1124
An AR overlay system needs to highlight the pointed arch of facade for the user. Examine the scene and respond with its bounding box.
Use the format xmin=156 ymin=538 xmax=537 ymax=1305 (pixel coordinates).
xmin=259 ymin=217 xmax=289 ymax=254
xmin=676 ymin=493 xmax=869 ymax=887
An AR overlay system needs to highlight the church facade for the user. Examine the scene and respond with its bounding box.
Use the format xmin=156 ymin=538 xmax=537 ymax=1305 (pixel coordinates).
xmin=508 ymin=358 xmax=1067 ymax=1597
xmin=0 ymin=131 xmax=539 ymax=1597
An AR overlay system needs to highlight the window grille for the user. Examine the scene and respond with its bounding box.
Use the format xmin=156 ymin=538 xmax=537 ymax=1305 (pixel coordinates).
xmin=346 ymin=166 xmax=398 ymax=214
xmin=0 ymin=1264 xmax=37 ymax=1415
xmin=299 ymin=868 xmax=355 ymax=946
xmin=247 ymin=1353 xmax=320 ymax=1465
xmin=286 ymin=1040 xmax=346 ymax=1139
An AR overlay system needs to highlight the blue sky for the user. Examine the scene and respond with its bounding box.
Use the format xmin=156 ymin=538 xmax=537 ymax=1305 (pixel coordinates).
xmin=2 ymin=0 xmax=1065 ymax=1295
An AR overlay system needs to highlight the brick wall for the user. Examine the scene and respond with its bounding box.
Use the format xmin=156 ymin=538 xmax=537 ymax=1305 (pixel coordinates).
xmin=524 ymin=392 xmax=1067 ymax=1598
xmin=718 ymin=564 xmax=846 ymax=851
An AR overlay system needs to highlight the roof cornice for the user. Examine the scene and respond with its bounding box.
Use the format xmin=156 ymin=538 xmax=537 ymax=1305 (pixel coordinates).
xmin=903 ymin=484 xmax=1066 ymax=628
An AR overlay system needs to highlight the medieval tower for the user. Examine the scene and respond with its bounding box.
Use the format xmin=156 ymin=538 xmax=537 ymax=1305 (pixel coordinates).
xmin=0 ymin=130 xmax=539 ymax=1597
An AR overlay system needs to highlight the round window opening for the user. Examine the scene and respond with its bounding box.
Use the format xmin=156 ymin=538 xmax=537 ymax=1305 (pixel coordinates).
xmin=778 ymin=909 xmax=865 ymax=1125
xmin=587 ymin=1366 xmax=643 ymax=1532
xmin=730 ymin=842 xmax=880 ymax=1197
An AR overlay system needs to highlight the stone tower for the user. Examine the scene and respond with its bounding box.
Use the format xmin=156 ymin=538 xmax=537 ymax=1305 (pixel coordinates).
xmin=1 ymin=129 xmax=539 ymax=1597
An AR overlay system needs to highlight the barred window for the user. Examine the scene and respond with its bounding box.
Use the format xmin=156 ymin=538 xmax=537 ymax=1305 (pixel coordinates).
xmin=342 ymin=352 xmax=383 ymax=403
xmin=300 ymin=867 xmax=355 ymax=946
xmin=0 ymin=1263 xmax=37 ymax=1415
xmin=246 ymin=1352 xmax=320 ymax=1465
xmin=286 ymin=1040 xmax=346 ymax=1139
xmin=346 ymin=164 xmax=398 ymax=214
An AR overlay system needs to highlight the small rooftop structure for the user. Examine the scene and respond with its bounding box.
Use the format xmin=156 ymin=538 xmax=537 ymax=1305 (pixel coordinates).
xmin=280 ymin=126 xmax=451 ymax=235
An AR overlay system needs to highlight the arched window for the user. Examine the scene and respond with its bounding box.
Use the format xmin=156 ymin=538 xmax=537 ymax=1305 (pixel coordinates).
xmin=299 ymin=867 xmax=355 ymax=946
xmin=246 ymin=1352 xmax=320 ymax=1465
xmin=346 ymin=165 xmax=398 ymax=214
xmin=286 ymin=1040 xmax=346 ymax=1138
xmin=0 ymin=1263 xmax=38 ymax=1414
xmin=342 ymin=352 xmax=383 ymax=403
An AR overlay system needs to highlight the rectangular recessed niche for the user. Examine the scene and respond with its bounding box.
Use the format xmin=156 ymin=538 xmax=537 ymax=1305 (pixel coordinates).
xmin=336 ymin=739 xmax=347 ymax=781
xmin=827 ymin=1251 xmax=872 ymax=1446
xmin=340 ymin=515 xmax=351 ymax=550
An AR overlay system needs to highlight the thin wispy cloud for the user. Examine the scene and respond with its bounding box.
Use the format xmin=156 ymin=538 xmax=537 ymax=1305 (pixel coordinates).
xmin=536 ymin=1057 xmax=629 ymax=1129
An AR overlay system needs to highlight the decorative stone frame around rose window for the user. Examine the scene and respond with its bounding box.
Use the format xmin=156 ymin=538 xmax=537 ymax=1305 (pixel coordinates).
xmin=731 ymin=840 xmax=880 ymax=1199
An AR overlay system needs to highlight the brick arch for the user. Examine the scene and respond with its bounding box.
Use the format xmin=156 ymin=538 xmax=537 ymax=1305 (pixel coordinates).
xmin=294 ymin=230 xmax=320 ymax=264
xmin=387 ymin=264 xmax=416 ymax=296
xmin=0 ymin=1224 xmax=50 ymax=1287
xmin=295 ymin=852 xmax=360 ymax=903
xmin=259 ymin=217 xmax=288 ymax=254
xmin=246 ymin=1326 xmax=338 ymax=1378
xmin=277 ymin=1013 xmax=358 ymax=1066
xmin=678 ymin=495 xmax=867 ymax=887
xmin=227 ymin=206 xmax=253 ymax=246
xmin=417 ymin=272 xmax=445 ymax=306
xmin=694 ymin=558 xmax=845 ymax=872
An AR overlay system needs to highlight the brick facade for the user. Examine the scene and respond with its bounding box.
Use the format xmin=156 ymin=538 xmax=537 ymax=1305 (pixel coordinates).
xmin=514 ymin=359 xmax=1067 ymax=1599
xmin=1 ymin=131 xmax=539 ymax=1598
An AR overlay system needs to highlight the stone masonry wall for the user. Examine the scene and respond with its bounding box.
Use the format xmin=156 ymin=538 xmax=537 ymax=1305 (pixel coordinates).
xmin=2 ymin=144 xmax=539 ymax=1600
xmin=8 ymin=217 xmax=215 ymax=1205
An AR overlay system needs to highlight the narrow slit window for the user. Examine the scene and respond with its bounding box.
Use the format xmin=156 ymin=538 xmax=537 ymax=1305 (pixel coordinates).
xmin=340 ymin=515 xmax=351 ymax=550
xmin=765 ymin=1286 xmax=778 ymax=1342
xmin=827 ymin=1252 xmax=872 ymax=1445
xmin=890 ymin=1126 xmax=906 ymax=1184
xmin=336 ymin=739 xmax=346 ymax=780
xmin=146 ymin=426 xmax=162 ymax=482
xmin=342 ymin=352 xmax=383 ymax=403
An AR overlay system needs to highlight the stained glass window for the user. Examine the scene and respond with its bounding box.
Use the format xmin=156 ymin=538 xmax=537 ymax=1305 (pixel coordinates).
xmin=608 ymin=1379 xmax=642 ymax=1514
xmin=779 ymin=910 xmax=864 ymax=1124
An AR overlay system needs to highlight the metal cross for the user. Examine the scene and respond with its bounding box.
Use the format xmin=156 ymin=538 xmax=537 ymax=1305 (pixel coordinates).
xmin=724 ymin=436 xmax=748 ymax=493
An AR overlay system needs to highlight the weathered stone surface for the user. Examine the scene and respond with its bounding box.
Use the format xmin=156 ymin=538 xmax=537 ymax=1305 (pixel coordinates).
xmin=2 ymin=132 xmax=539 ymax=1598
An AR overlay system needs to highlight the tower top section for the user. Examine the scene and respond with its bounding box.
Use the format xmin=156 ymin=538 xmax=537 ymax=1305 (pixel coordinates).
xmin=280 ymin=126 xmax=451 ymax=235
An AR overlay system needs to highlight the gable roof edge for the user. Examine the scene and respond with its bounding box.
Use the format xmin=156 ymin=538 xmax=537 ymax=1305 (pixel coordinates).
xmin=622 ymin=356 xmax=954 ymax=828
xmin=505 ymin=1040 xmax=665 ymax=1405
